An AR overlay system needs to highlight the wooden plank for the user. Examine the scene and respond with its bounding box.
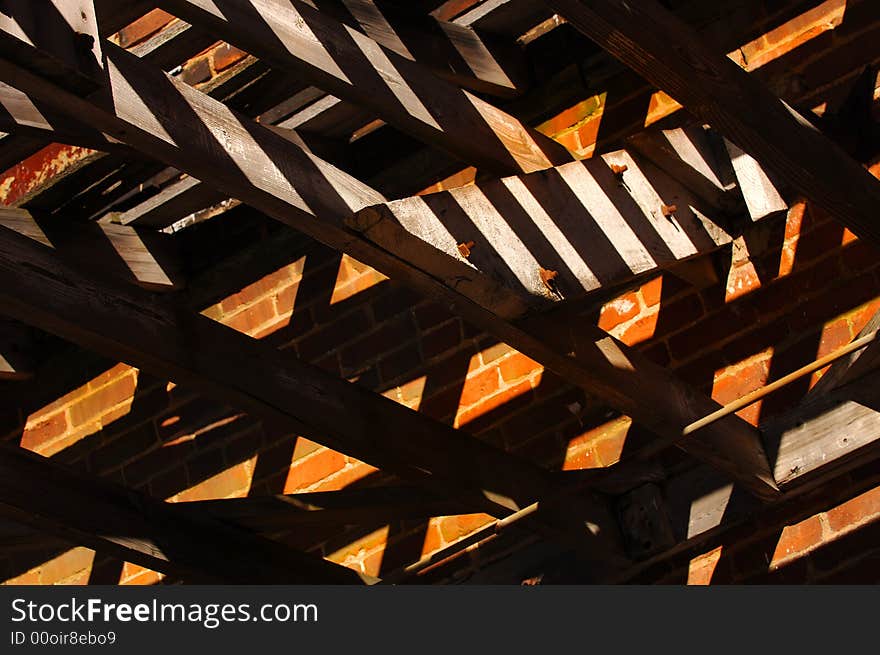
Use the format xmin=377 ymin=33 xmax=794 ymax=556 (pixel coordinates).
xmin=0 ymin=207 xmax=183 ymax=290
xmin=360 ymin=149 xmax=737 ymax=304
xmin=0 ymin=81 xmax=128 ymax=152
xmin=194 ymin=485 xmax=473 ymax=530
xmin=546 ymin=0 xmax=880 ymax=247
xmin=0 ymin=0 xmax=103 ymax=94
xmin=724 ymin=139 xmax=788 ymax=221
xmin=307 ymin=0 xmax=530 ymax=97
xmin=0 ymin=221 xmax=625 ymax=554
xmin=764 ymin=369 xmax=880 ymax=487
xmin=0 ymin=318 xmax=34 ymax=380
xmin=0 ymin=36 xmax=777 ymax=498
xmin=154 ymin=0 xmax=571 ymax=175
xmin=0 ymin=440 xmax=369 ymax=583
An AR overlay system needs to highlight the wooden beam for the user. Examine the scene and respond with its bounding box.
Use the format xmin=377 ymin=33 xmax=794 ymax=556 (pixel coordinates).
xmin=193 ymin=485 xmax=473 ymax=530
xmin=545 ymin=0 xmax=880 ymax=247
xmin=307 ymin=0 xmax=530 ymax=97
xmin=763 ymin=367 xmax=880 ymax=488
xmin=153 ymin=0 xmax=571 ymax=175
xmin=0 ymin=220 xmax=625 ymax=551
xmin=0 ymin=0 xmax=103 ymax=94
xmin=0 ymin=318 xmax=34 ymax=380
xmin=0 ymin=34 xmax=777 ymax=498
xmin=0 ymin=207 xmax=184 ymax=290
xmin=0 ymin=440 xmax=370 ymax=583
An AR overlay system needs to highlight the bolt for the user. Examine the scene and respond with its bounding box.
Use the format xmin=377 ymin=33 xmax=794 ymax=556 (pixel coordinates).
xmin=539 ymin=267 xmax=560 ymax=293
xmin=660 ymin=203 xmax=677 ymax=218
xmin=610 ymin=163 xmax=628 ymax=177
xmin=457 ymin=240 xmax=475 ymax=258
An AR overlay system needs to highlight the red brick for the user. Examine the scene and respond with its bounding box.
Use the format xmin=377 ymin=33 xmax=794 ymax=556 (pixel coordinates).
xmin=458 ymin=367 xmax=500 ymax=408
xmin=498 ymin=352 xmax=541 ymax=384
xmin=457 ymin=380 xmax=534 ymax=432
xmin=284 ymin=450 xmax=347 ymax=493
xmin=619 ymin=311 xmax=659 ymax=346
xmin=212 ymin=43 xmax=247 ymax=71
xmin=115 ymin=10 xmax=174 ymax=47
xmin=640 ymin=276 xmax=664 ymax=307
xmin=711 ymin=359 xmax=769 ymax=405
xmin=771 ymin=516 xmax=824 ymax=565
xmin=20 ymin=410 xmax=68 ymax=451
xmin=223 ymin=296 xmax=278 ymax=335
xmin=827 ymin=487 xmax=880 ymax=534
xmin=598 ymin=292 xmax=640 ymax=331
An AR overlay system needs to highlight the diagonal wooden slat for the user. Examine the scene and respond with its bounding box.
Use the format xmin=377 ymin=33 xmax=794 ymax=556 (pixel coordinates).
xmin=0 ymin=218 xmax=628 ymax=563
xmin=152 ymin=0 xmax=572 ymax=175
xmin=306 ymin=0 xmax=530 ymax=97
xmin=545 ymin=0 xmax=880 ymax=247
xmin=0 ymin=439 xmax=371 ymax=583
xmin=0 ymin=207 xmax=184 ymax=290
xmin=0 ymin=23 xmax=777 ymax=498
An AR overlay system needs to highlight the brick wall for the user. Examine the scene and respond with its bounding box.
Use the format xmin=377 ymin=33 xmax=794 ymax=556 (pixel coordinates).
xmin=3 ymin=3 xmax=880 ymax=585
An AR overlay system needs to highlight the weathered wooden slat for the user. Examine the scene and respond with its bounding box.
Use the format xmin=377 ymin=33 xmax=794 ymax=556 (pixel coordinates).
xmin=153 ymin=0 xmax=571 ymax=175
xmin=0 ymin=35 xmax=776 ymax=498
xmin=307 ymin=0 xmax=530 ymax=97
xmin=0 ymin=440 xmax=370 ymax=583
xmin=0 ymin=207 xmax=183 ymax=290
xmin=0 ymin=2 xmax=104 ymax=94
xmin=359 ymin=149 xmax=737 ymax=304
xmin=723 ymin=139 xmax=789 ymax=221
xmin=763 ymin=368 xmax=880 ymax=488
xmin=0 ymin=219 xmax=624 ymax=548
xmin=546 ymin=0 xmax=880 ymax=247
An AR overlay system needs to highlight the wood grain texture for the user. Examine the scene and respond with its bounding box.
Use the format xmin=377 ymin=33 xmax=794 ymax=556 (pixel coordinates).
xmin=154 ymin=0 xmax=570 ymax=174
xmin=0 ymin=29 xmax=776 ymax=498
xmin=0 ymin=440 xmax=369 ymax=583
xmin=547 ymin=0 xmax=880 ymax=246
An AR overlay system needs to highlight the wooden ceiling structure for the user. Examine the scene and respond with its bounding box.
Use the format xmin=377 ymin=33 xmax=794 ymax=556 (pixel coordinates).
xmin=0 ymin=0 xmax=879 ymax=584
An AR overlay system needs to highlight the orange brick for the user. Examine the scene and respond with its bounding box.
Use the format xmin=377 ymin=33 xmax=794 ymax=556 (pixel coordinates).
xmin=816 ymin=319 xmax=853 ymax=358
xmin=223 ymin=296 xmax=277 ymax=335
xmin=598 ymin=292 xmax=641 ymax=331
xmin=711 ymin=359 xmax=769 ymax=406
xmin=115 ymin=10 xmax=174 ymax=47
xmin=457 ymin=380 xmax=532 ymax=427
xmin=20 ymin=410 xmax=68 ymax=451
xmin=284 ymin=449 xmax=347 ymax=493
xmin=439 ymin=513 xmax=494 ymax=543
xmin=771 ymin=516 xmax=824 ymax=565
xmin=498 ymin=353 xmax=542 ymax=384
xmin=458 ymin=367 xmax=500 ymax=408
xmin=212 ymin=43 xmax=247 ymax=71
xmin=310 ymin=461 xmax=378 ymax=492
xmin=176 ymin=461 xmax=252 ymax=501
xmin=827 ymin=487 xmax=880 ymax=534
xmin=619 ymin=310 xmax=659 ymax=345
xmin=69 ymin=374 xmax=137 ymax=427
xmin=640 ymin=276 xmax=664 ymax=307
xmin=594 ymin=433 xmax=626 ymax=466
xmin=687 ymin=546 xmax=723 ymax=585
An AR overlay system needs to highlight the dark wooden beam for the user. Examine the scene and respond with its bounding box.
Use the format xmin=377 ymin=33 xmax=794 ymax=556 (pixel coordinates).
xmin=0 ymin=30 xmax=777 ymax=498
xmin=0 ymin=440 xmax=370 ymax=583
xmin=0 ymin=318 xmax=34 ymax=380
xmin=307 ymin=0 xmax=530 ymax=97
xmin=0 ymin=219 xmax=626 ymax=554
xmin=153 ymin=0 xmax=571 ymax=175
xmin=0 ymin=207 xmax=184 ymax=290
xmin=545 ymin=0 xmax=880 ymax=247
xmin=194 ymin=485 xmax=473 ymax=530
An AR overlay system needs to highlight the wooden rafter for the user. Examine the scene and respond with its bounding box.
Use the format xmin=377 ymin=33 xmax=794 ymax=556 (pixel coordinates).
xmin=546 ymin=0 xmax=880 ymax=247
xmin=0 ymin=12 xmax=777 ymax=498
xmin=0 ymin=440 xmax=371 ymax=583
xmin=151 ymin=0 xmax=572 ymax=175
xmin=0 ymin=219 xmax=626 ymax=569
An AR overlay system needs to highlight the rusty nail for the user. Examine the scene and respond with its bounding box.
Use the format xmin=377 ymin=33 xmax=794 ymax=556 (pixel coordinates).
xmin=660 ymin=204 xmax=677 ymax=218
xmin=539 ymin=267 xmax=559 ymax=292
xmin=610 ymin=164 xmax=628 ymax=176
xmin=457 ymin=240 xmax=475 ymax=258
